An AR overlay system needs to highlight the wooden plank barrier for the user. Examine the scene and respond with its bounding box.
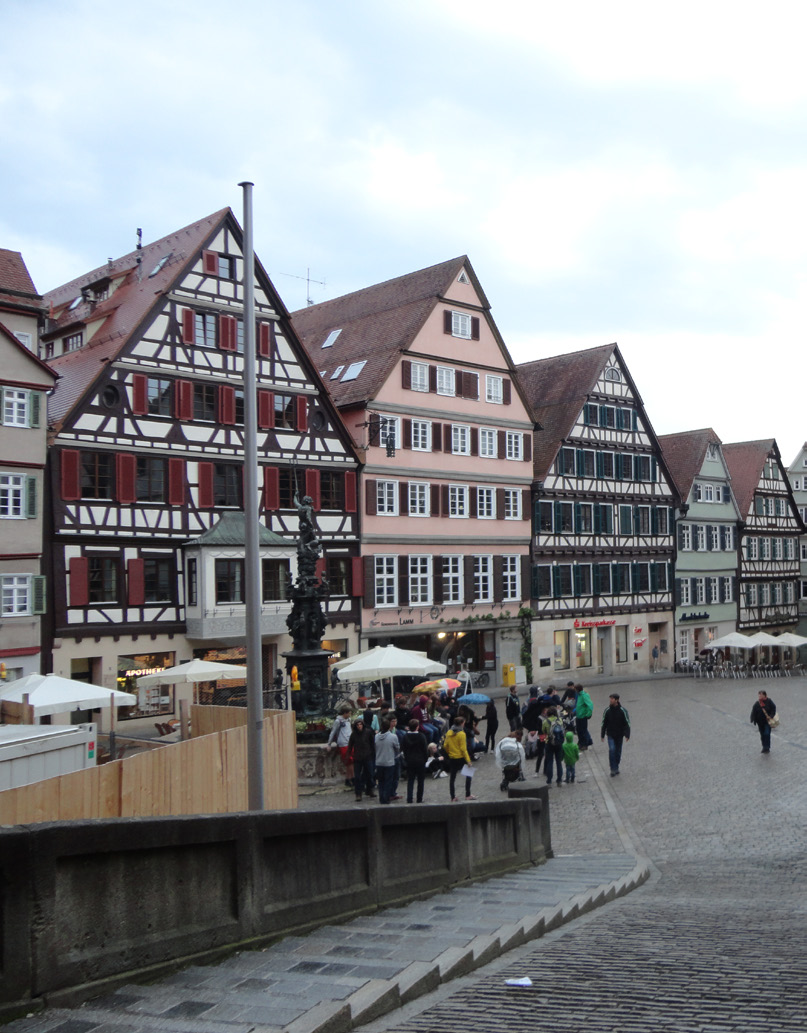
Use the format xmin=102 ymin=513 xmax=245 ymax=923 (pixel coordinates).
xmin=0 ymin=708 xmax=297 ymax=824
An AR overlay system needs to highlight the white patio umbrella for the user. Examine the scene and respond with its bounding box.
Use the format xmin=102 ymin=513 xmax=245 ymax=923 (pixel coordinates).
xmin=771 ymin=632 xmax=807 ymax=647
xmin=705 ymin=633 xmax=755 ymax=650
xmin=331 ymin=645 xmax=429 ymax=671
xmin=135 ymin=659 xmax=248 ymax=687
xmin=0 ymin=673 xmax=136 ymax=717
xmin=335 ymin=644 xmax=446 ymax=683
xmin=745 ymin=632 xmax=781 ymax=647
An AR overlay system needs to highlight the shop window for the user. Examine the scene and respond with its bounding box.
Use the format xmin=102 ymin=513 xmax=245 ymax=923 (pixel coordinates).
xmin=554 ymin=630 xmax=570 ymax=670
xmin=615 ymin=625 xmax=629 ymax=664
xmin=574 ymin=628 xmax=592 ymax=667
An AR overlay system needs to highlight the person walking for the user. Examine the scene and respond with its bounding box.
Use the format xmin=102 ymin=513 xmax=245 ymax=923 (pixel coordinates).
xmin=751 ymin=690 xmax=777 ymax=754
xmin=652 ymin=644 xmax=660 ymax=672
xmin=562 ymin=729 xmax=580 ymax=783
xmin=574 ymin=685 xmax=594 ymax=749
xmin=444 ymin=716 xmax=476 ymax=801
xmin=374 ymin=719 xmax=401 ymax=804
xmin=482 ymin=698 xmax=499 ymax=752
xmin=601 ymin=692 xmax=631 ymax=776
xmin=347 ymin=717 xmax=376 ymax=801
xmin=542 ymin=707 xmax=565 ymax=786
xmin=401 ymin=719 xmax=429 ymax=803
xmin=327 ymin=705 xmax=354 ymax=788
xmin=505 ymin=686 xmax=521 ymax=731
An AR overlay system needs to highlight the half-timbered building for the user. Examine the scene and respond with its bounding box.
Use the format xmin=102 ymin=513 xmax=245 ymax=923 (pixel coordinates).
xmin=516 ymin=344 xmax=678 ymax=677
xmin=291 ymin=258 xmax=536 ymax=678
xmin=0 ymin=250 xmax=55 ymax=679
xmin=41 ymin=210 xmax=361 ymax=731
xmin=659 ymin=429 xmax=741 ymax=664
xmin=723 ymin=439 xmax=801 ymax=636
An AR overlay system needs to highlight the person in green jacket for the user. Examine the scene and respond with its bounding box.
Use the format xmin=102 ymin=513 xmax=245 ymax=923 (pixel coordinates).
xmin=562 ymin=730 xmax=580 ymax=783
xmin=574 ymin=684 xmax=594 ymax=749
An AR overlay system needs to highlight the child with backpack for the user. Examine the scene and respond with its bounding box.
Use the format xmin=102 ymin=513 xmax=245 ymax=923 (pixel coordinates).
xmin=541 ymin=707 xmax=565 ymax=786
xmin=562 ymin=730 xmax=580 ymax=783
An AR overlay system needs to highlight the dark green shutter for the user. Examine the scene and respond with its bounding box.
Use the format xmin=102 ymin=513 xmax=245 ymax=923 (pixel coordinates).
xmin=26 ymin=476 xmax=37 ymax=518
xmin=32 ymin=575 xmax=46 ymax=614
xmin=574 ymin=502 xmax=581 ymax=534
xmin=30 ymin=392 xmax=41 ymax=428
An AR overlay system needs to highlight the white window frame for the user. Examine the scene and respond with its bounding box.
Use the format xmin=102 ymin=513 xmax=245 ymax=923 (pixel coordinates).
xmin=411 ymin=419 xmax=431 ymax=451
xmin=505 ymin=432 xmax=523 ymax=461
xmin=773 ymin=538 xmax=783 ymax=560
xmin=710 ymin=526 xmax=720 ymax=551
xmin=473 ymin=555 xmax=493 ymax=602
xmin=502 ymin=555 xmax=520 ymax=601
xmin=479 ymin=428 xmax=497 ymax=458
xmin=709 ymin=577 xmax=720 ymax=603
xmin=451 ymin=311 xmax=472 ymax=339
xmin=448 ymin=484 xmax=469 ymax=518
xmin=374 ymin=555 xmax=397 ymax=607
xmin=408 ymin=555 xmax=432 ymax=605
xmin=703 ymin=483 xmax=715 ymax=503
xmin=746 ymin=583 xmax=758 ymax=607
xmin=724 ymin=526 xmax=734 ymax=551
xmin=3 ymin=390 xmax=29 ymax=427
xmin=785 ymin=581 xmax=795 ymax=603
xmin=772 ymin=582 xmax=783 ymax=605
xmin=477 ymin=486 xmax=495 ymax=519
xmin=696 ymin=525 xmax=707 ymax=551
xmin=408 ymin=481 xmax=429 ymax=517
xmin=680 ymin=524 xmax=692 ymax=551
xmin=746 ymin=537 xmax=758 ymax=560
xmin=443 ymin=556 xmax=463 ymax=603
xmin=376 ymin=480 xmax=399 ymax=516
xmin=451 ymin=424 xmax=471 ymax=455
xmin=680 ymin=580 xmax=692 ymax=606
xmin=1 ymin=574 xmax=30 ymax=615
xmin=436 ymin=365 xmax=455 ymax=396
xmin=410 ymin=361 xmax=429 ymax=392
xmin=504 ymin=489 xmax=521 ymax=520
xmin=485 ymin=375 xmax=503 ymax=404
xmin=760 ymin=537 xmax=771 ymax=560
xmin=678 ymin=628 xmax=690 ymax=661
xmin=0 ymin=473 xmax=25 ymax=518
xmin=378 ymin=415 xmax=400 ymax=450
xmin=722 ymin=577 xmax=734 ymax=603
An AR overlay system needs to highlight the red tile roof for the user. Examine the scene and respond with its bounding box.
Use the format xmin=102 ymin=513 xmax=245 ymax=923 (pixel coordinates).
xmin=722 ymin=439 xmax=778 ymax=519
xmin=658 ymin=428 xmax=722 ymax=502
xmin=0 ymin=249 xmax=42 ymax=312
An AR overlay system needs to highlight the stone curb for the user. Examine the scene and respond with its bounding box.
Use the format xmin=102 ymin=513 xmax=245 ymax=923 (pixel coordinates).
xmin=290 ymin=857 xmax=651 ymax=1033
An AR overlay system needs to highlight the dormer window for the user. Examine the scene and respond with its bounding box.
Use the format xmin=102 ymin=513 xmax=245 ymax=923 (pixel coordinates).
xmin=64 ymin=332 xmax=83 ymax=352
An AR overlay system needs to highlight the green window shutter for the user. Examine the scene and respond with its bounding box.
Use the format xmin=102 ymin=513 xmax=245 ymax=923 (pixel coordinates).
xmin=32 ymin=575 xmax=46 ymax=614
xmin=593 ymin=503 xmax=602 ymax=534
xmin=592 ymin=563 xmax=601 ymax=596
xmin=574 ymin=502 xmax=582 ymax=534
xmin=633 ymin=506 xmax=640 ymax=534
xmin=26 ymin=476 xmax=37 ymax=518
xmin=554 ymin=500 xmax=562 ymax=530
xmin=596 ymin=451 xmax=604 ymax=478
xmin=615 ymin=453 xmax=623 ymax=480
xmin=552 ymin=566 xmax=561 ymax=598
xmin=576 ymin=449 xmax=585 ymax=476
xmin=651 ymin=456 xmax=657 ymax=481
xmin=651 ymin=506 xmax=658 ymax=534
xmin=573 ymin=566 xmax=582 ymax=596
xmin=29 ymin=391 xmax=41 ymax=428
xmin=631 ymin=563 xmax=640 ymax=593
xmin=531 ymin=565 xmax=540 ymax=599
xmin=650 ymin=563 xmax=658 ymax=592
xmin=0 ymin=388 xmax=4 ymax=425
xmin=583 ymin=405 xmax=591 ymax=426
xmin=615 ymin=408 xmax=624 ymax=430
xmin=632 ymin=410 xmax=638 ymax=431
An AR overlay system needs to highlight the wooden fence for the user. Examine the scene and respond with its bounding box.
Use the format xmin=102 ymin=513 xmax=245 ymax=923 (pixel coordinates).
xmin=0 ymin=700 xmax=34 ymax=725
xmin=0 ymin=708 xmax=297 ymax=824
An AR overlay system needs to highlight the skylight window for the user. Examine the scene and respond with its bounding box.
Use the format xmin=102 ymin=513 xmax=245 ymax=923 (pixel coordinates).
xmin=68 ymin=296 xmax=82 ymax=311
xmin=341 ymin=360 xmax=366 ymax=382
xmin=322 ymin=329 xmax=342 ymax=348
xmin=330 ymin=365 xmax=345 ymax=380
xmin=149 ymin=253 xmax=173 ymax=277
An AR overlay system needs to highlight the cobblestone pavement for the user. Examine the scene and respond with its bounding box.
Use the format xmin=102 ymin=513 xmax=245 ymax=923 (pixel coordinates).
xmin=359 ymin=674 xmax=807 ymax=1031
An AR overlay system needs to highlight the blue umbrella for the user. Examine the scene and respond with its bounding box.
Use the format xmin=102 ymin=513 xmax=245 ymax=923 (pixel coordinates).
xmin=460 ymin=692 xmax=491 ymax=705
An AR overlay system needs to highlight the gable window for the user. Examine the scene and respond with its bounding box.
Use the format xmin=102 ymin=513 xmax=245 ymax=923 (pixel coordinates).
xmin=263 ymin=558 xmax=291 ymax=601
xmin=274 ymin=394 xmax=296 ymax=429
xmin=442 ymin=556 xmax=463 ymax=603
xmin=3 ymin=390 xmax=31 ymax=427
xmin=218 ymin=254 xmax=234 ymax=279
xmin=473 ymin=555 xmax=493 ymax=602
xmin=486 ymin=375 xmax=503 ymax=404
xmin=409 ymin=481 xmax=429 ymax=516
xmin=478 ymin=487 xmax=494 ymax=519
xmin=556 ymin=448 xmax=575 ymax=475
xmin=64 ymin=332 xmax=83 ymax=352
xmin=215 ymin=559 xmax=244 ymax=604
xmin=136 ymin=457 xmax=166 ymax=502
xmin=377 ymin=480 xmax=398 ymax=515
xmin=81 ymin=452 xmax=114 ymax=499
xmin=374 ymin=555 xmax=397 ymax=606
xmin=506 ymin=432 xmax=523 ymax=461
xmin=146 ymin=378 xmax=172 ymax=416
xmin=409 ymin=555 xmax=432 ymax=604
xmin=194 ymin=383 xmax=216 ymax=421
xmin=436 ymin=365 xmax=455 ymax=396
xmin=502 ymin=556 xmax=520 ymax=601
xmin=634 ymin=455 xmax=651 ymax=482
xmin=2 ymin=575 xmax=31 ymax=615
xmin=451 ymin=311 xmax=472 ymax=339
xmin=214 ymin=464 xmax=242 ymax=507
xmin=194 ymin=313 xmax=217 ymax=348
xmin=504 ymin=489 xmax=521 ymax=520
xmin=604 ymin=367 xmax=622 ymax=382
xmin=452 ymin=424 xmax=470 ymax=455
xmin=479 ymin=428 xmax=497 ymax=458
xmin=411 ymin=420 xmax=431 ymax=451
xmin=144 ymin=558 xmax=173 ymax=603
xmin=410 ymin=361 xmax=428 ymax=392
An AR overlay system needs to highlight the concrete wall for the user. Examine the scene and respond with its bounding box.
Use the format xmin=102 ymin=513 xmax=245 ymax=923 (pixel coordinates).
xmin=0 ymin=793 xmax=549 ymax=1015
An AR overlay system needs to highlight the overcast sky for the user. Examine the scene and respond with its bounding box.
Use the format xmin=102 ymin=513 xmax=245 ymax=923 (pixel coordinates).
xmin=3 ymin=0 xmax=806 ymax=466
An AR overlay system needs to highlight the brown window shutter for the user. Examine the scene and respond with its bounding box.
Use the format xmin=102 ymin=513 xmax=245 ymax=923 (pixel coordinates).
xmin=305 ymin=468 xmax=321 ymax=509
xmin=401 ymin=360 xmax=412 ymax=389
xmin=263 ymin=466 xmax=279 ymax=510
xmin=469 ymin=486 xmax=477 ymax=518
xmin=523 ymin=433 xmax=532 ymax=461
xmin=368 ymin=413 xmax=380 ymax=446
xmin=198 ymin=462 xmax=214 ymax=508
xmin=69 ymin=557 xmax=89 ymax=607
xmin=366 ymin=479 xmax=377 ymax=515
xmin=400 ymin=482 xmax=409 ymax=516
xmin=218 ymin=385 xmax=236 ymax=425
xmin=441 ymin=484 xmax=449 ymax=517
xmin=351 ymin=556 xmax=364 ymax=596
xmin=258 ymin=322 xmax=272 ymax=358
xmin=127 ymin=558 xmax=145 ymax=606
xmin=202 ymin=250 xmax=219 ymax=276
xmin=258 ymin=390 xmax=273 ymax=429
xmin=464 ymin=372 xmax=479 ymax=400
xmin=454 ymin=369 xmax=463 ymax=397
xmin=174 ymin=380 xmax=193 ymax=421
xmin=181 ymin=308 xmax=195 ymax=345
xmin=61 ymin=449 xmax=81 ymax=501
xmin=219 ymin=314 xmax=237 ymax=352
xmin=431 ymin=423 xmax=442 ymax=451
xmin=443 ymin=310 xmax=453 ymax=334
xmin=522 ymin=489 xmax=530 ymax=519
xmin=471 ymin=317 xmax=480 ymax=340
xmin=493 ymin=557 xmax=504 ymax=603
xmin=344 ymin=470 xmax=357 ymax=513
xmin=131 ymin=374 xmax=148 ymax=415
xmin=430 ymin=483 xmax=440 ymax=516
xmin=402 ymin=419 xmax=412 ymax=448
xmin=363 ymin=555 xmax=375 ymax=608
xmin=502 ymin=378 xmax=512 ymax=405
xmin=296 ymin=395 xmax=309 ymax=432
xmin=521 ymin=554 xmax=530 ymax=600
xmin=470 ymin=427 xmax=478 ymax=456
xmin=432 ymin=556 xmax=444 ymax=604
xmin=498 ymin=430 xmax=507 ymax=459
xmin=168 ymin=458 xmax=185 ymax=505
xmin=497 ymin=488 xmax=506 ymax=520
xmin=463 ymin=556 xmax=475 ymax=603
xmin=116 ymin=453 xmax=137 ymax=504
xmin=398 ymin=556 xmax=409 ymax=606
xmin=429 ymin=365 xmax=437 ymax=392
xmin=444 ymin=425 xmax=452 ymax=452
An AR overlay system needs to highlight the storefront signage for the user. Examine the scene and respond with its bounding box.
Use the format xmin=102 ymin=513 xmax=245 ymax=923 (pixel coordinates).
xmin=573 ymin=618 xmax=616 ymax=628
xmin=680 ymin=612 xmax=710 ymax=622
xmin=370 ymin=617 xmax=416 ymax=627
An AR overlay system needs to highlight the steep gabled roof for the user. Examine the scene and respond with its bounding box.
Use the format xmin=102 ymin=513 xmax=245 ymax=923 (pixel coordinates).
xmin=44 ymin=209 xmax=230 ymax=427
xmin=0 ymin=320 xmax=57 ymax=380
xmin=0 ymin=249 xmax=42 ymax=311
xmin=516 ymin=343 xmax=617 ymax=478
xmin=658 ymin=428 xmax=722 ymax=502
xmin=722 ymin=439 xmax=778 ymax=519
xmin=290 ymin=257 xmax=475 ymax=407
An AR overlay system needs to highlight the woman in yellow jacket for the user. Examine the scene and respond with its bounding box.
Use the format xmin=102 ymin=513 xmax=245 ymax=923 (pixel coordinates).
xmin=444 ymin=716 xmax=477 ymax=802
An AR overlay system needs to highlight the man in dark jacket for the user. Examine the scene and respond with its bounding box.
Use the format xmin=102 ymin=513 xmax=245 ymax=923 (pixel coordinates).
xmin=401 ymin=719 xmax=429 ymax=803
xmin=751 ymin=690 xmax=776 ymax=753
xmin=600 ymin=693 xmax=631 ymax=776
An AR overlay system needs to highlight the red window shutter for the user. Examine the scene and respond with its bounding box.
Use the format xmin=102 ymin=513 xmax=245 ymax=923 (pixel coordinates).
xmin=471 ymin=317 xmax=480 ymax=340
xmin=432 ymin=556 xmax=444 ymax=603
xmin=315 ymin=557 xmax=326 ymax=583
xmin=502 ymin=378 xmax=512 ymax=405
xmin=69 ymin=557 xmax=89 ymax=606
xmin=202 ymin=250 xmax=219 ymax=276
xmin=168 ymin=459 xmax=185 ymax=505
xmin=116 ymin=453 xmax=137 ymax=504
xmin=263 ymin=466 xmax=279 ymax=510
xmin=363 ymin=556 xmax=375 ymax=608
xmin=219 ymin=314 xmax=237 ymax=352
xmin=463 ymin=556 xmax=475 ymax=604
xmin=344 ymin=470 xmax=357 ymax=513
xmin=464 ymin=372 xmax=479 ymax=400
xmin=400 ymin=481 xmax=409 ymax=516
xmin=296 ymin=395 xmax=309 ymax=432
xmin=305 ymin=468 xmax=321 ymax=509
xmin=429 ymin=365 xmax=437 ymax=392
xmin=127 ymin=558 xmax=145 ymax=606
xmin=431 ymin=484 xmax=441 ymax=516
xmin=61 ymin=449 xmax=81 ymax=501
xmin=498 ymin=430 xmax=507 ymax=459
xmin=258 ymin=322 xmax=272 ymax=358
xmin=497 ymin=488 xmax=506 ymax=520
xmin=131 ymin=374 xmax=148 ymax=415
xmin=175 ymin=380 xmax=193 ymax=420
xmin=181 ymin=309 xmax=195 ymax=345
xmin=441 ymin=484 xmax=449 ymax=517
xmin=443 ymin=310 xmax=452 ymax=334
xmin=198 ymin=462 xmax=214 ymax=508
xmin=351 ymin=556 xmax=364 ymax=597
xmin=469 ymin=487 xmax=477 ymax=518
xmin=365 ymin=479 xmax=377 ymax=515
xmin=454 ymin=369 xmax=463 ymax=397
xmin=470 ymin=427 xmax=478 ymax=456
xmin=258 ymin=390 xmax=275 ymax=429
xmin=523 ymin=433 xmax=532 ymax=462
xmin=401 ymin=360 xmax=412 ymax=389
xmin=432 ymin=423 xmax=442 ymax=452
xmin=218 ymin=385 xmax=236 ymax=424
xmin=402 ymin=419 xmax=412 ymax=448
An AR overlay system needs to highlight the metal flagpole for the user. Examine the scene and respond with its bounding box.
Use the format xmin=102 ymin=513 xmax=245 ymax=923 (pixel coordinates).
xmin=240 ymin=181 xmax=264 ymax=810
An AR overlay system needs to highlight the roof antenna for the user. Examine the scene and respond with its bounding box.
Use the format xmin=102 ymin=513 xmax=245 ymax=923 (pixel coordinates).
xmin=275 ymin=267 xmax=326 ymax=306
xmin=136 ymin=227 xmax=143 ymax=281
